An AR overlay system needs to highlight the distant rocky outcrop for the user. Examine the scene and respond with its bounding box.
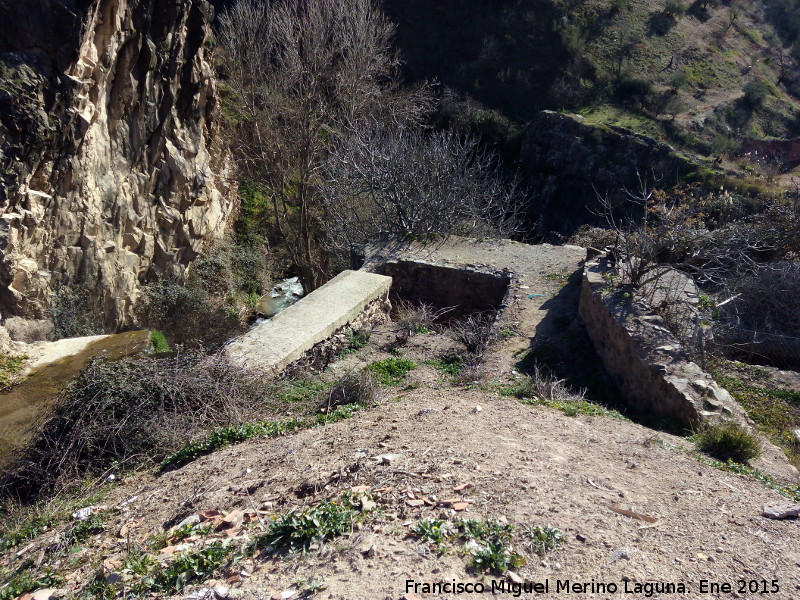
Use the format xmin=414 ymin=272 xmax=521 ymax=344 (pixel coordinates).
xmin=740 ymin=137 xmax=800 ymax=168
xmin=0 ymin=0 xmax=234 ymax=335
xmin=518 ymin=111 xmax=697 ymax=238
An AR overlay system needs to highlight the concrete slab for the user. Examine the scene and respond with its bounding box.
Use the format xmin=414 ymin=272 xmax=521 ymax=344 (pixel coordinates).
xmin=224 ymin=270 xmax=392 ymax=375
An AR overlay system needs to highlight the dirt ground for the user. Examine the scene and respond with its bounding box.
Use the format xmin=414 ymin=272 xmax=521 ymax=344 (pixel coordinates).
xmin=4 ymin=243 xmax=800 ymax=600
xmin=89 ymin=385 xmax=798 ymax=600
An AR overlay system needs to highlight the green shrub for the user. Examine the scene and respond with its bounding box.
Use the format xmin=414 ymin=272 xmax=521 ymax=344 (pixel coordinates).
xmin=615 ymin=76 xmax=654 ymax=104
xmin=695 ymin=422 xmax=762 ymax=463
xmin=138 ymin=280 xmax=241 ymax=346
xmin=709 ymin=133 xmax=740 ymax=157
xmin=664 ymin=0 xmax=687 ymax=17
xmin=49 ymin=287 xmax=103 ymax=339
xmin=743 ymin=80 xmax=771 ymax=108
xmin=610 ymin=0 xmax=633 ymax=13
xmin=149 ymin=330 xmax=170 ymax=354
xmin=368 ymin=358 xmax=416 ymax=385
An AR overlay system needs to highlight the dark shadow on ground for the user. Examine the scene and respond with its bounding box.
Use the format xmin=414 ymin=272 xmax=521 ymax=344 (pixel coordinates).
xmin=514 ymin=268 xmax=689 ymax=434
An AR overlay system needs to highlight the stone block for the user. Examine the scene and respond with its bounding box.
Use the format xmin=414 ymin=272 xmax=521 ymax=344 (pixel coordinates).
xmin=224 ymin=270 xmax=392 ymax=376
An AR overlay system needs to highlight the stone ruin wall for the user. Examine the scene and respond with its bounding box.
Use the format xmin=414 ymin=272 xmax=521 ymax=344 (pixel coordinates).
xmin=579 ymin=255 xmax=750 ymax=427
xmin=579 ymin=253 xmax=798 ymax=481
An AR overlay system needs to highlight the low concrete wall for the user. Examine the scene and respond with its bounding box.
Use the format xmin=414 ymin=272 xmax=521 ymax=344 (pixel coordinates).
xmin=578 ymin=255 xmax=747 ymax=426
xmin=224 ymin=270 xmax=392 ymax=376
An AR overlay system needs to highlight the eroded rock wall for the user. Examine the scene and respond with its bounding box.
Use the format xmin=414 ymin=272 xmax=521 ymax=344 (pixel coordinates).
xmin=519 ymin=111 xmax=697 ymax=238
xmin=0 ymin=0 xmax=233 ymax=334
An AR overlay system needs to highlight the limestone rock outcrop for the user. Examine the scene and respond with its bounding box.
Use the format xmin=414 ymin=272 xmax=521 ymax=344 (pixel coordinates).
xmin=0 ymin=0 xmax=234 ymax=334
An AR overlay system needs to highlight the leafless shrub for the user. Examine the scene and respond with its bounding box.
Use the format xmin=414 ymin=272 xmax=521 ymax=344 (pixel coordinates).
xmin=394 ymin=300 xmax=453 ymax=337
xmin=451 ymin=361 xmax=486 ymax=387
xmin=325 ymin=371 xmax=378 ymax=411
xmin=567 ymin=225 xmax=617 ymax=251
xmin=597 ymin=175 xmax=796 ymax=291
xmin=218 ymin=0 xmax=431 ymax=289
xmin=451 ymin=311 xmax=496 ymax=357
xmin=322 ymin=121 xmax=524 ymax=252
xmin=0 ymin=353 xmax=266 ymax=502
xmin=720 ymin=262 xmax=800 ymax=336
xmin=511 ymin=365 xmax=587 ymax=403
xmin=714 ymin=262 xmax=800 ymax=366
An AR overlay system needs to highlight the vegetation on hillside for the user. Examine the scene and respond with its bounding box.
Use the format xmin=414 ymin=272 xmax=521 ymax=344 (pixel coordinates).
xmin=386 ymin=0 xmax=800 ymax=157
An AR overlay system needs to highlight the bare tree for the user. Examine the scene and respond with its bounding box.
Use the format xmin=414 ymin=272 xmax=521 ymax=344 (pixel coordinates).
xmin=596 ymin=175 xmax=788 ymax=290
xmin=321 ymin=121 xmax=523 ymax=253
xmin=218 ymin=0 xmax=429 ymax=290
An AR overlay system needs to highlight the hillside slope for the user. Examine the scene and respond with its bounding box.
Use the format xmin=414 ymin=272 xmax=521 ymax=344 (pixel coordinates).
xmin=386 ymin=0 xmax=800 ymax=160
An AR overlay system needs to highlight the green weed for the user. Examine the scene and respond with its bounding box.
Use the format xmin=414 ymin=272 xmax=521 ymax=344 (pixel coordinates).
xmin=66 ymin=512 xmax=108 ymax=546
xmin=523 ymin=525 xmax=564 ymax=555
xmin=714 ymin=371 xmax=800 ymax=467
xmin=694 ymin=455 xmax=800 ymax=502
xmin=410 ymin=518 xmax=450 ymax=550
xmin=122 ymin=548 xmax=157 ymax=576
xmin=338 ymin=328 xmax=371 ymax=357
xmin=495 ymin=328 xmax=517 ymax=340
xmin=694 ymin=422 xmax=762 ymax=463
xmin=139 ymin=542 xmax=233 ymax=594
xmin=276 ymin=379 xmax=328 ymax=404
xmin=469 ymin=541 xmax=525 ymax=575
xmin=149 ymin=330 xmax=170 ymax=354
xmin=0 ymin=513 xmax=57 ymax=552
xmin=161 ymin=403 xmax=364 ymax=469
xmin=499 ymin=380 xmax=627 ymax=421
xmin=0 ymin=567 xmax=63 ymax=600
xmin=0 ymin=354 xmax=27 ymax=390
xmin=368 ymin=358 xmax=416 ymax=385
xmin=432 ymin=355 xmax=463 ymax=376
xmin=253 ymin=498 xmax=361 ymax=554
xmin=460 ymin=519 xmax=513 ymax=543
xmin=84 ymin=569 xmax=118 ymax=600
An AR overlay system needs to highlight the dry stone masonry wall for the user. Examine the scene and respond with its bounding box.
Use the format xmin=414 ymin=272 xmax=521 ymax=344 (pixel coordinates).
xmin=579 ymin=253 xmax=798 ymax=481
xmin=0 ymin=0 xmax=234 ymax=334
xmin=579 ymin=254 xmax=749 ymax=427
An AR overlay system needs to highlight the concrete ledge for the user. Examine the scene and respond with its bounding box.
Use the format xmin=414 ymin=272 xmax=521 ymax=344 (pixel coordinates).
xmin=224 ymin=270 xmax=392 ymax=376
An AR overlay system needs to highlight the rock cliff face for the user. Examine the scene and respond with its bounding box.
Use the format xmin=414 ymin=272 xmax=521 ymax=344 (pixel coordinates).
xmin=0 ymin=0 xmax=233 ymax=335
xmin=518 ymin=111 xmax=697 ymax=238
